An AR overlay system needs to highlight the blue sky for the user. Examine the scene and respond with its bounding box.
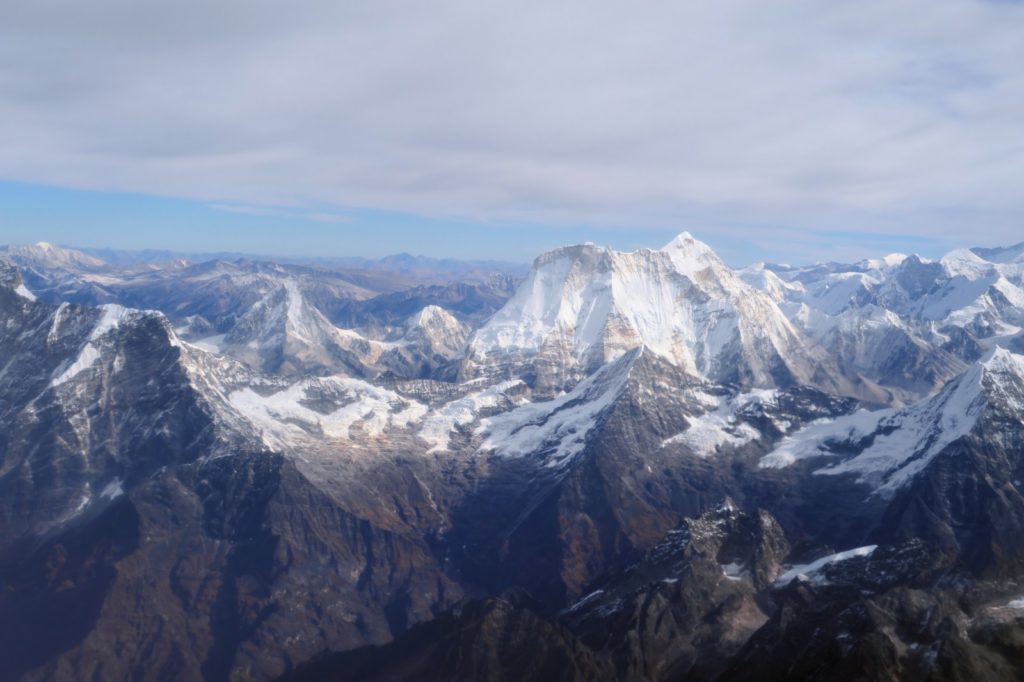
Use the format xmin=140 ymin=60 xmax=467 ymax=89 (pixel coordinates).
xmin=0 ymin=181 xmax=958 ymax=267
xmin=0 ymin=181 xmax=680 ymax=263
xmin=1 ymin=1 xmax=1021 ymax=266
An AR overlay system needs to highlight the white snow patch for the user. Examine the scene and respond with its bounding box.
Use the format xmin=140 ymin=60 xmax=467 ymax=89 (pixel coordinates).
xmin=190 ymin=334 xmax=226 ymax=354
xmin=722 ymin=562 xmax=745 ymax=581
xmin=229 ymin=377 xmax=427 ymax=451
xmin=820 ymin=360 xmax=988 ymax=495
xmin=14 ymin=283 xmax=36 ymax=301
xmin=662 ymin=231 xmax=724 ymax=280
xmin=51 ymin=343 xmax=102 ymax=387
xmin=662 ymin=389 xmax=777 ymax=456
xmin=418 ymin=380 xmax=523 ymax=453
xmin=566 ymin=589 xmax=605 ymax=613
xmin=477 ymin=350 xmax=637 ymax=468
xmin=71 ymin=493 xmax=91 ymax=515
xmin=90 ymin=305 xmax=132 ymax=338
xmin=941 ymin=248 xmax=994 ymax=280
xmin=100 ymin=479 xmax=124 ymax=499
xmin=758 ymin=409 xmax=886 ymax=469
xmin=776 ymin=545 xmax=878 ymax=586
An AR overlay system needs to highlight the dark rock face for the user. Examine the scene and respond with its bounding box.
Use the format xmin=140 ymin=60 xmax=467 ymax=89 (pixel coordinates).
xmin=719 ymin=542 xmax=1024 ymax=682
xmin=868 ymin=362 xmax=1024 ymax=578
xmin=0 ymin=496 xmax=140 ymax=681
xmin=281 ymin=503 xmax=789 ymax=682
xmin=2 ymin=452 xmax=462 ymax=681
xmin=280 ymin=598 xmax=615 ymax=682
xmin=0 ymin=453 xmax=463 ymax=680
xmin=562 ymin=503 xmax=789 ymax=681
xmin=300 ymin=525 xmax=1024 ymax=682
xmin=876 ymin=436 xmax=1024 ymax=578
xmin=0 ymin=302 xmax=214 ymax=544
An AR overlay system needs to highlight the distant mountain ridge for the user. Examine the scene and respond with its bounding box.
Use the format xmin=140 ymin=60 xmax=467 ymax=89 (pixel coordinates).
xmin=68 ymin=243 xmax=530 ymax=280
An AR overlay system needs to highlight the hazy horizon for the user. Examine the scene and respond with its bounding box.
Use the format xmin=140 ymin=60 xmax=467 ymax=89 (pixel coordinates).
xmin=4 ymin=221 xmax=1020 ymax=271
xmin=2 ymin=0 xmax=1023 ymax=267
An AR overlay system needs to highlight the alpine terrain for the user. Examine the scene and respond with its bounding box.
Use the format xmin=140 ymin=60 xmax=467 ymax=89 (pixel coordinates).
xmin=2 ymin=233 xmax=1024 ymax=681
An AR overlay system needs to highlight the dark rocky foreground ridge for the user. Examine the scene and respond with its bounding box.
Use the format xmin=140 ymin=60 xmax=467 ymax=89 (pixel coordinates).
xmin=1 ymin=237 xmax=1024 ymax=681
xmin=281 ymin=506 xmax=1024 ymax=682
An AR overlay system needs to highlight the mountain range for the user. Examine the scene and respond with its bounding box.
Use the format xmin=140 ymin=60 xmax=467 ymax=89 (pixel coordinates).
xmin=1 ymin=233 xmax=1024 ymax=681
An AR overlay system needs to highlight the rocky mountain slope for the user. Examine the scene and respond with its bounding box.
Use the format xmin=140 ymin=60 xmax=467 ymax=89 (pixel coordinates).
xmin=0 ymin=271 xmax=472 ymax=680
xmin=287 ymin=500 xmax=1024 ymax=682
xmin=1 ymin=233 xmax=1023 ymax=681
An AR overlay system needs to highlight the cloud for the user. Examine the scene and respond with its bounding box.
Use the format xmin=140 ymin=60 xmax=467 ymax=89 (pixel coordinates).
xmin=1 ymin=0 xmax=1022 ymax=247
xmin=301 ymin=213 xmax=351 ymax=224
xmin=207 ymin=203 xmax=349 ymax=223
xmin=207 ymin=204 xmax=276 ymax=217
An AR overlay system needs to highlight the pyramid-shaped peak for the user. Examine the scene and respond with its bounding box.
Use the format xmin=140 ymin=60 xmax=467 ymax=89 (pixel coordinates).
xmin=660 ymin=232 xmax=726 ymax=276
xmin=408 ymin=304 xmax=457 ymax=325
xmin=406 ymin=305 xmax=465 ymax=339
xmin=661 ymin=231 xmax=716 ymax=254
xmin=227 ymin=280 xmax=325 ymax=342
xmin=662 ymin=231 xmax=699 ymax=249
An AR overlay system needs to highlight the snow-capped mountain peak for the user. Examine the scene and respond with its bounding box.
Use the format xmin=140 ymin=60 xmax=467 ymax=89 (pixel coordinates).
xmin=737 ymin=238 xmax=1024 ymax=403
xmin=940 ymin=248 xmax=995 ymax=280
xmin=856 ymin=252 xmax=909 ymax=272
xmin=405 ymin=304 xmax=461 ymax=335
xmin=463 ymin=232 xmax=847 ymax=397
xmin=216 ymin=282 xmax=469 ymax=379
xmin=661 ymin=231 xmax=727 ymax=279
xmin=222 ymin=280 xmax=381 ymax=376
xmin=403 ymin=305 xmax=468 ymax=359
xmin=0 ymin=241 xmax=108 ymax=273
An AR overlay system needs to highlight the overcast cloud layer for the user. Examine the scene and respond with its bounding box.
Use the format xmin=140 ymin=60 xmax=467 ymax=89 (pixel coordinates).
xmin=1 ymin=0 xmax=1023 ymax=249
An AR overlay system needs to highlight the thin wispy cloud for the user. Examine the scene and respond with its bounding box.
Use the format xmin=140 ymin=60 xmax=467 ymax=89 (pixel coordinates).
xmin=302 ymin=213 xmax=351 ymax=224
xmin=1 ymin=0 xmax=1022 ymax=254
xmin=208 ymin=203 xmax=349 ymax=223
xmin=207 ymin=204 xmax=277 ymax=217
